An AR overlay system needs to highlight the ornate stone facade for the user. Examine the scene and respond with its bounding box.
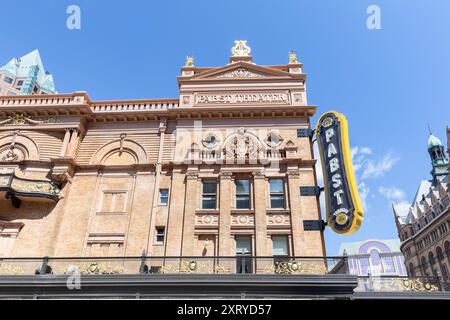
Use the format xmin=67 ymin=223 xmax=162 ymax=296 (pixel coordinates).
xmin=393 ymin=131 xmax=450 ymax=289
xmin=0 ymin=42 xmax=325 ymax=261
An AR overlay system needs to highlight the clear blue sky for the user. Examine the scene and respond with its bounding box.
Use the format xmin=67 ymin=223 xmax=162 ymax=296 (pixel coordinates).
xmin=1 ymin=0 xmax=449 ymax=255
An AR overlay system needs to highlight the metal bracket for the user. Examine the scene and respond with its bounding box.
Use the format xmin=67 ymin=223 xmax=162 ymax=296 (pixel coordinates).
xmin=300 ymin=186 xmax=324 ymax=197
xmin=303 ymin=220 xmax=327 ymax=231
xmin=297 ymin=128 xmax=315 ymax=138
xmin=139 ymin=250 xmax=148 ymax=274
xmin=35 ymin=256 xmax=52 ymax=275
xmin=5 ymin=192 xmax=21 ymax=208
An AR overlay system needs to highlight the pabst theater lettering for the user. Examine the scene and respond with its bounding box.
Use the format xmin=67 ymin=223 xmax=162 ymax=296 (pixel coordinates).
xmin=195 ymin=92 xmax=289 ymax=105
xmin=316 ymin=111 xmax=364 ymax=235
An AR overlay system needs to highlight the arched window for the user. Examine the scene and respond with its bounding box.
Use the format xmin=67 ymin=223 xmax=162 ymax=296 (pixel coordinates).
xmin=369 ymin=249 xmax=382 ymax=274
xmin=441 ymin=264 xmax=449 ymax=282
xmin=444 ymin=241 xmax=450 ymax=266
xmin=421 ymin=256 xmax=428 ymax=276
xmin=409 ymin=262 xmax=415 ymax=276
xmin=436 ymin=247 xmax=444 ymax=261
xmin=428 ymin=252 xmax=438 ymax=277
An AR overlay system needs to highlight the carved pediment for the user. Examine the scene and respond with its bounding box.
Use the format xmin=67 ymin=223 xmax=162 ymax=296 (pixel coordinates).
xmin=215 ymin=68 xmax=265 ymax=79
xmin=187 ymin=62 xmax=296 ymax=81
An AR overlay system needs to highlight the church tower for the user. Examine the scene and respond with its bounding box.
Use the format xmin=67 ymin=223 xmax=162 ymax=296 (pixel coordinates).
xmin=427 ymin=133 xmax=449 ymax=182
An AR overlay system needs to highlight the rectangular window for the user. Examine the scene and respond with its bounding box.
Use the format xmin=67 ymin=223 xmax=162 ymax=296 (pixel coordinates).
xmin=159 ymin=189 xmax=169 ymax=205
xmin=235 ymin=179 xmax=250 ymax=209
xmin=3 ymin=76 xmax=13 ymax=84
xmin=269 ymin=179 xmax=285 ymax=208
xmin=155 ymin=227 xmax=165 ymax=244
xmin=272 ymin=236 xmax=289 ymax=256
xmin=202 ymin=181 xmax=217 ymax=209
xmin=100 ymin=191 xmax=127 ymax=213
xmin=16 ymin=80 xmax=23 ymax=86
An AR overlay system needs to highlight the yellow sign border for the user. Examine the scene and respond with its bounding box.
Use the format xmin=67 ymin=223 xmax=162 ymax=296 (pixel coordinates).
xmin=315 ymin=111 xmax=364 ymax=235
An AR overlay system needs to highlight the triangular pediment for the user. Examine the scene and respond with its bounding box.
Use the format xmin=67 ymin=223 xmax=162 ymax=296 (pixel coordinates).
xmin=187 ymin=62 xmax=296 ymax=80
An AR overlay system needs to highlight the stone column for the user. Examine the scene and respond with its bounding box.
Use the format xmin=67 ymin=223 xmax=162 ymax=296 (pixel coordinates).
xmin=59 ymin=129 xmax=71 ymax=157
xmin=181 ymin=170 xmax=199 ymax=256
xmin=253 ymin=170 xmax=269 ymax=257
xmin=253 ymin=170 xmax=270 ymax=273
xmin=286 ymin=167 xmax=306 ymax=256
xmin=67 ymin=130 xmax=80 ymax=158
xmin=164 ymin=169 xmax=186 ymax=256
xmin=218 ymin=171 xmax=233 ymax=257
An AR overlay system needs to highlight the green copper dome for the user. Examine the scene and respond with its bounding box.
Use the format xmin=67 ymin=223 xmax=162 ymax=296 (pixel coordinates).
xmin=428 ymin=134 xmax=443 ymax=149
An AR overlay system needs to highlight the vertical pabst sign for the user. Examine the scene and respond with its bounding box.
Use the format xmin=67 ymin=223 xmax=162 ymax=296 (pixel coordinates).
xmin=316 ymin=111 xmax=364 ymax=235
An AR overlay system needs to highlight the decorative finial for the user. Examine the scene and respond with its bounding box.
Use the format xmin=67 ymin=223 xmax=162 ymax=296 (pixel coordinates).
xmin=289 ymin=51 xmax=298 ymax=64
xmin=185 ymin=55 xmax=194 ymax=67
xmin=231 ymin=40 xmax=251 ymax=57
xmin=428 ymin=123 xmax=432 ymax=135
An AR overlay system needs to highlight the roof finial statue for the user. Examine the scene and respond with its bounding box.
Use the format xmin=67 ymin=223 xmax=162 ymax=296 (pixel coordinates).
xmin=185 ymin=55 xmax=194 ymax=67
xmin=231 ymin=40 xmax=251 ymax=57
xmin=289 ymin=51 xmax=298 ymax=64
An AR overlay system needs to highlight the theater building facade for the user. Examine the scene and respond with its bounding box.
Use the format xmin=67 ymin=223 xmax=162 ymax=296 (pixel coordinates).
xmin=0 ymin=42 xmax=326 ymax=264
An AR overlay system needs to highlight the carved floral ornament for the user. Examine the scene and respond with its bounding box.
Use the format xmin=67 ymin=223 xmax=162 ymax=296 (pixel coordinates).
xmin=0 ymin=114 xmax=57 ymax=126
xmin=216 ymin=68 xmax=264 ymax=79
xmin=224 ymin=128 xmax=261 ymax=160
xmin=199 ymin=128 xmax=288 ymax=160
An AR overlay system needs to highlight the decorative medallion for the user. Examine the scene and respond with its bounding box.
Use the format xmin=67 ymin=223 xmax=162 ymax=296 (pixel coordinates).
xmin=0 ymin=145 xmax=26 ymax=162
xmin=231 ymin=214 xmax=254 ymax=226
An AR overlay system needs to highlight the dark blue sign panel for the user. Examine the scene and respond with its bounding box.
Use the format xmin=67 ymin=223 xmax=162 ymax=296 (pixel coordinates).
xmin=315 ymin=111 xmax=364 ymax=235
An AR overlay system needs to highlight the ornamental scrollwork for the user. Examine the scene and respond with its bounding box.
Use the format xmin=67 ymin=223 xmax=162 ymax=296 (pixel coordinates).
xmin=58 ymin=262 xmax=124 ymax=275
xmin=11 ymin=180 xmax=61 ymax=196
xmin=0 ymin=263 xmax=25 ymax=275
xmin=263 ymin=261 xmax=328 ymax=275
xmin=0 ymin=114 xmax=57 ymax=126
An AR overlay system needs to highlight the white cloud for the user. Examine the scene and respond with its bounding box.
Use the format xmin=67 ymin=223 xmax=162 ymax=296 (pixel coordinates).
xmin=314 ymin=144 xmax=400 ymax=216
xmin=358 ymin=182 xmax=370 ymax=212
xmin=313 ymin=143 xmax=323 ymax=186
xmin=378 ymin=186 xmax=406 ymax=201
xmin=360 ymin=153 xmax=400 ymax=180
xmin=393 ymin=200 xmax=411 ymax=218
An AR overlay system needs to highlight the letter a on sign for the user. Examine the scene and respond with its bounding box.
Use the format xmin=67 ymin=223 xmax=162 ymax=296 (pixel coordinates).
xmin=315 ymin=111 xmax=364 ymax=235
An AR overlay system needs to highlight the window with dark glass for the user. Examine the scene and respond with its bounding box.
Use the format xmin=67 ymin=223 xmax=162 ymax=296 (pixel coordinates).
xmin=235 ymin=179 xmax=250 ymax=209
xmin=159 ymin=189 xmax=169 ymax=205
xmin=3 ymin=76 xmax=13 ymax=84
xmin=155 ymin=227 xmax=165 ymax=244
xmin=16 ymin=80 xmax=23 ymax=86
xmin=202 ymin=181 xmax=217 ymax=209
xmin=269 ymin=179 xmax=285 ymax=208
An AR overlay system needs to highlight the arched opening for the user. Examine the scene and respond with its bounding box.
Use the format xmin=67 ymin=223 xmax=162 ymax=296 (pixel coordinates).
xmin=421 ymin=256 xmax=428 ymax=276
xmin=445 ymin=241 xmax=450 ymax=266
xmin=408 ymin=262 xmax=415 ymax=276
xmin=428 ymin=251 xmax=438 ymax=277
